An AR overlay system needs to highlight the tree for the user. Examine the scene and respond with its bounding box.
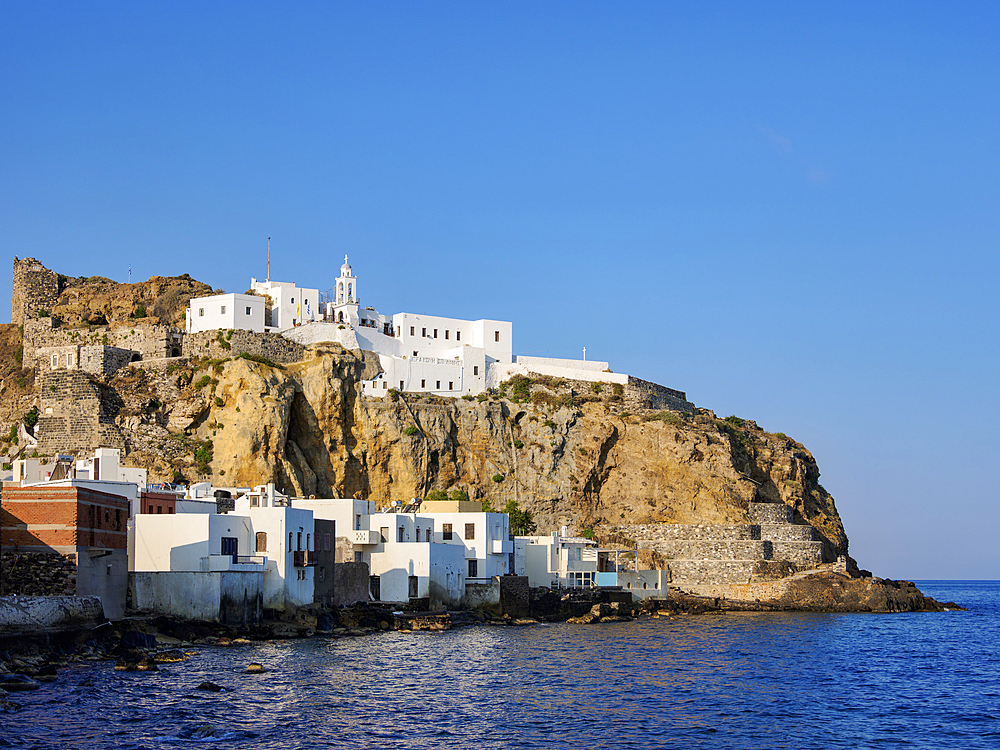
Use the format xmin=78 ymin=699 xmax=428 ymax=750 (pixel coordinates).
xmin=503 ymin=500 xmax=537 ymax=536
xmin=449 ymin=488 xmax=469 ymax=503
xmin=424 ymin=490 xmax=448 ymax=503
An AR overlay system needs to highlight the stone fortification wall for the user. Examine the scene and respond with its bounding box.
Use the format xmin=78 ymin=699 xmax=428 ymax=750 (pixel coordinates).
xmin=624 ymin=376 xmax=695 ymax=413
xmin=24 ymin=318 xmax=184 ymax=375
xmin=770 ymin=541 xmax=823 ymax=567
xmin=184 ymin=329 xmax=305 ymax=364
xmin=759 ymin=523 xmax=815 ymax=542
xmin=12 ymin=257 xmax=60 ymax=326
xmin=36 ymin=370 xmax=125 ymax=454
xmin=647 ymin=539 xmax=770 ymax=562
xmin=608 ymin=523 xmax=758 ymax=542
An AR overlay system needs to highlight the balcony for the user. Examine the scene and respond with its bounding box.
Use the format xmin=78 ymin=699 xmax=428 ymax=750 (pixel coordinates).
xmin=490 ymin=539 xmax=508 ymax=555
xmin=353 ymin=529 xmax=381 ymax=546
xmin=206 ymin=554 xmax=266 ymax=572
xmin=293 ymin=551 xmax=317 ymax=567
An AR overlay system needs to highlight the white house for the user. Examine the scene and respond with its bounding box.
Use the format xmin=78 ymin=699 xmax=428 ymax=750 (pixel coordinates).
xmin=418 ymin=502 xmax=513 ymax=582
xmin=234 ymin=484 xmax=315 ymax=610
xmin=354 ymin=511 xmax=466 ymax=608
xmin=132 ymin=513 xmax=260 ymax=573
xmin=515 ymin=532 xmax=600 ymax=589
xmin=294 ymin=497 xmax=376 ymax=562
xmin=185 ymin=292 xmax=266 ymax=334
xmin=250 ymin=278 xmax=320 ymax=330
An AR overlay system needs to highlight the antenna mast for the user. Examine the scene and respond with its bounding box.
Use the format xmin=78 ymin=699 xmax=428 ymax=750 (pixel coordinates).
xmin=267 ymin=236 xmax=271 ymax=282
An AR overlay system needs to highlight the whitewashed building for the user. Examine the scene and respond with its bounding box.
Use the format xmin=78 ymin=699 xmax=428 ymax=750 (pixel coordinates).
xmin=250 ymin=278 xmax=320 ymax=330
xmin=185 ymin=293 xmax=266 ymax=334
xmin=515 ymin=533 xmax=600 ymax=589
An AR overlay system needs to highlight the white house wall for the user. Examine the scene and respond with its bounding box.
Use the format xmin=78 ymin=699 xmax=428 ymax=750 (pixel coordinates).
xmin=186 ymin=293 xmax=265 ymax=334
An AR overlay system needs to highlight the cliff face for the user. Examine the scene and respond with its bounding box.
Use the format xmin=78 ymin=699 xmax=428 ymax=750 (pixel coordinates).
xmin=92 ymin=348 xmax=845 ymax=560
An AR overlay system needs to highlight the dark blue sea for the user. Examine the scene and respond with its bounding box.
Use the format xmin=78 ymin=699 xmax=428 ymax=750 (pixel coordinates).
xmin=3 ymin=581 xmax=997 ymax=749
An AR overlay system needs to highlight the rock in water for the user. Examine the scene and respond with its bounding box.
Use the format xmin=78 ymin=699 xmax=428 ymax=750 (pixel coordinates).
xmin=244 ymin=662 xmax=268 ymax=674
xmin=0 ymin=675 xmax=40 ymax=691
xmin=196 ymin=681 xmax=225 ymax=692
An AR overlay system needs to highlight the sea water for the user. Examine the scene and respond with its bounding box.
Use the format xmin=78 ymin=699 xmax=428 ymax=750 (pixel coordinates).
xmin=3 ymin=581 xmax=997 ymax=749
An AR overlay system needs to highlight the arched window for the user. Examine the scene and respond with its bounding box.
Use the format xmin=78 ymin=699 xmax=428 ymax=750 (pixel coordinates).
xmin=338 ymin=282 xmax=344 ymax=301
xmin=348 ymin=283 xmax=353 ymax=299
xmin=338 ymin=311 xmax=344 ymax=322
xmin=255 ymin=532 xmax=267 ymax=552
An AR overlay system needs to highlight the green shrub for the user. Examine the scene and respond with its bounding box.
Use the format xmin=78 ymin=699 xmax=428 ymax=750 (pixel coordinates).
xmin=16 ymin=377 xmax=26 ymax=389
xmin=214 ymin=396 xmax=224 ymax=407
xmin=424 ymin=489 xmax=448 ymax=502
xmin=449 ymin=488 xmax=470 ymax=503
xmin=543 ymin=419 xmax=556 ymax=430
xmin=8 ymin=424 xmax=18 ymax=443
xmin=132 ymin=304 xmax=146 ymax=318
xmin=477 ymin=393 xmax=488 ymax=402
xmin=13 ymin=345 xmax=22 ymax=365
xmin=578 ymin=446 xmax=588 ymax=455
xmin=590 ymin=382 xmax=602 ymax=394
xmin=462 ymin=394 xmax=474 ymax=401
xmin=503 ymin=500 xmax=536 ymax=535
xmin=582 ymin=527 xmax=594 ymax=539
xmin=724 ymin=415 xmax=744 ymax=428
xmin=37 ymin=308 xmax=50 ymax=318
xmin=646 ymin=411 xmax=683 ymax=426
xmin=22 ymin=407 xmax=38 ymax=429
xmin=514 ymin=439 xmax=524 ymax=449
xmin=612 ymin=383 xmax=624 ymax=397
xmin=195 ymin=375 xmax=213 ymax=389
xmin=506 ymin=375 xmax=532 ymax=402
xmin=404 ymin=425 xmax=419 ymax=436
xmin=194 ymin=439 xmax=213 ymax=473
xmin=491 ymin=473 xmax=504 ymax=483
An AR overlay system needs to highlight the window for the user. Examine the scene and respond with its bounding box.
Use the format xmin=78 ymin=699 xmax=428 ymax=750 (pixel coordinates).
xmin=448 ymin=381 xmax=453 ymax=390
xmin=354 ymin=551 xmax=363 ymax=563
xmin=436 ymin=380 xmax=441 ymax=389
xmin=288 ymin=532 xmax=293 ymax=550
xmin=397 ymin=526 xmax=405 ymax=542
xmin=355 ymin=514 xmax=361 ymax=531
xmin=433 ymin=329 xmax=438 ymax=338
xmin=410 ymin=326 xmax=415 ymax=336
xmin=422 ymin=327 xmax=426 ymax=337
xmin=380 ymin=526 xmax=389 ymax=543
xmin=421 ymin=379 xmax=426 ymax=388
xmin=383 ymin=382 xmax=387 ymax=389
xmin=297 ymin=531 xmax=303 ymax=551
xmin=220 ymin=305 xmax=226 ymax=314
xmin=51 ymin=355 xmax=58 ymax=368
xmin=199 ymin=308 xmax=204 ymax=317
xmin=442 ymin=523 xmax=453 ymax=541
xmin=291 ymin=297 xmax=295 ymax=304
xmin=415 ymin=527 xmax=421 ymax=542
xmin=400 ymin=380 xmax=404 ymax=390
xmin=468 ymin=559 xmax=478 ymax=577
xmin=456 ymin=331 xmax=460 ymax=341
xmin=445 ymin=330 xmax=449 ymax=339
xmin=474 ymin=366 xmax=479 ymax=376
xmin=246 ymin=306 xmax=252 ymax=315
xmin=66 ymin=353 xmax=74 ymax=367
xmin=168 ymin=507 xmax=173 ymax=514
xmin=495 ymin=331 xmax=500 ymax=342
xmin=465 ymin=523 xmax=475 ymax=540
xmin=307 ymin=533 xmax=311 ymax=550
xmin=157 ymin=506 xmax=163 ymax=514
xmin=256 ymin=532 xmax=267 ymax=552
xmin=413 ymin=351 xmax=418 ymax=357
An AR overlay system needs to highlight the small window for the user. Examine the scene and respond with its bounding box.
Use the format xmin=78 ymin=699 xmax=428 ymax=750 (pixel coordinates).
xmin=422 ymin=327 xmax=426 ymax=337
xmin=442 ymin=523 xmax=453 ymax=541
xmin=410 ymin=326 xmax=415 ymax=336
xmin=399 ymin=380 xmax=404 ymax=390
xmin=495 ymin=331 xmax=500 ymax=342
xmin=246 ymin=306 xmax=251 ymax=315
xmin=445 ymin=330 xmax=449 ymax=339
xmin=297 ymin=531 xmax=303 ymax=551
xmin=157 ymin=506 xmax=163 ymax=514
xmin=291 ymin=297 xmax=295 ymax=304
xmin=436 ymin=380 xmax=441 ymax=389
xmin=421 ymin=379 xmax=426 ymax=388
xmin=398 ymin=526 xmax=405 ymax=542
xmin=199 ymin=308 xmax=204 ymax=317
xmin=168 ymin=507 xmax=173 ymax=514
xmin=51 ymin=355 xmax=58 ymax=368
xmin=221 ymin=305 xmax=226 ymax=314
xmin=474 ymin=366 xmax=479 ymax=376
xmin=66 ymin=353 xmax=74 ymax=367
xmin=416 ymin=527 xmax=421 ymax=542
xmin=380 ymin=526 xmax=389 ymax=543
xmin=433 ymin=329 xmax=438 ymax=338
xmin=256 ymin=532 xmax=267 ymax=552
xmin=465 ymin=523 xmax=475 ymax=540
xmin=456 ymin=331 xmax=460 ymax=341
xmin=355 ymin=514 xmax=361 ymax=531
xmin=468 ymin=559 xmax=478 ymax=577
xmin=413 ymin=351 xmax=418 ymax=357
xmin=306 ymin=533 xmax=311 ymax=550
xmin=383 ymin=382 xmax=387 ymax=389
xmin=288 ymin=531 xmax=293 ymax=550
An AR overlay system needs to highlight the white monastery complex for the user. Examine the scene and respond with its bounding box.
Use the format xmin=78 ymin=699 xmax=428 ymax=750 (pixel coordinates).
xmin=184 ymin=255 xmax=625 ymax=399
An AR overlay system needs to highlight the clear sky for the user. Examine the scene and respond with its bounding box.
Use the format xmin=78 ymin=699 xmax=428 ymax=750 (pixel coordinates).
xmin=2 ymin=2 xmax=997 ymax=579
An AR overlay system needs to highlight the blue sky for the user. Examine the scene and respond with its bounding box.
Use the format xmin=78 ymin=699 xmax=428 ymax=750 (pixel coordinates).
xmin=2 ymin=2 xmax=997 ymax=579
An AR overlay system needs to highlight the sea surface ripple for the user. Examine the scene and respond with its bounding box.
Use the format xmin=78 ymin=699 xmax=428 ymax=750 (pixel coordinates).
xmin=3 ymin=581 xmax=997 ymax=749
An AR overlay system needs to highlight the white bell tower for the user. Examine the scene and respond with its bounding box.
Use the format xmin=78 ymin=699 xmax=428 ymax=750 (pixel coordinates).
xmin=332 ymin=255 xmax=360 ymax=325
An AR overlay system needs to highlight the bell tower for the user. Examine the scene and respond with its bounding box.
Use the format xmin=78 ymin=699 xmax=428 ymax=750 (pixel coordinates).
xmin=336 ymin=255 xmax=358 ymax=304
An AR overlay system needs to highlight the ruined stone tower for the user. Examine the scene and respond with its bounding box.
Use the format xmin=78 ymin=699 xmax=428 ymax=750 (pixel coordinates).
xmin=12 ymin=257 xmax=60 ymax=326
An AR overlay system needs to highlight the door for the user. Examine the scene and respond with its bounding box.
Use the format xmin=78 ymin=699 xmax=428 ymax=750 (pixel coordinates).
xmin=221 ymin=536 xmax=238 ymax=563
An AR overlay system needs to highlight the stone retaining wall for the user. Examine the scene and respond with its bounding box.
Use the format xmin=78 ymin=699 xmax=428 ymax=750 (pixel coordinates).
xmin=643 ymin=539 xmax=769 ymax=561
xmin=36 ymin=370 xmax=125 ymax=454
xmin=624 ymin=376 xmax=695 ymax=414
xmin=0 ymin=551 xmax=77 ymax=596
xmin=607 ymin=523 xmax=758 ymax=542
xmin=184 ymin=330 xmax=305 ymax=364
xmin=667 ymin=560 xmax=757 ymax=585
xmin=749 ymin=503 xmax=793 ymax=524
xmin=771 ymin=541 xmax=824 ymax=566
xmin=759 ymin=523 xmax=814 ymax=542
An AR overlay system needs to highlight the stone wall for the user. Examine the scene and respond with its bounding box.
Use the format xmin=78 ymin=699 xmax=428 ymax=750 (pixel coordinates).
xmin=12 ymin=257 xmax=60 ymax=327
xmin=749 ymin=503 xmax=793 ymax=524
xmin=184 ymin=330 xmax=305 ymax=364
xmin=36 ymin=370 xmax=125 ymax=454
xmin=0 ymin=551 xmax=77 ymax=596
xmin=24 ymin=318 xmax=184 ymax=374
xmin=623 ymin=376 xmax=695 ymax=413
xmin=0 ymin=595 xmax=104 ymax=639
xmin=332 ymin=561 xmax=370 ymax=607
xmin=607 ymin=523 xmax=758 ymax=542
xmin=499 ymin=575 xmax=529 ymax=617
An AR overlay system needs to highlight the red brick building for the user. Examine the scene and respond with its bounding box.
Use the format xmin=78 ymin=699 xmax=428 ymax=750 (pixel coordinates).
xmin=139 ymin=490 xmax=177 ymax=515
xmin=1 ymin=483 xmax=129 ymax=618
